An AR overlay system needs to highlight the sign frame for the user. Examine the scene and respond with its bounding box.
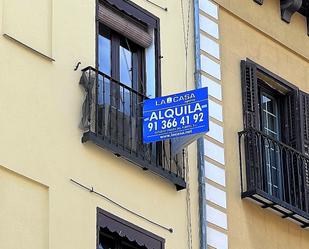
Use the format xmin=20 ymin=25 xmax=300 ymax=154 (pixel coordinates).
xmin=143 ymin=87 xmax=209 ymax=143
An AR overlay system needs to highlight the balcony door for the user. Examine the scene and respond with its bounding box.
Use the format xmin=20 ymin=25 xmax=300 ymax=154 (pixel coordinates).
xmin=97 ymin=24 xmax=145 ymax=152
xmin=260 ymin=90 xmax=282 ymax=198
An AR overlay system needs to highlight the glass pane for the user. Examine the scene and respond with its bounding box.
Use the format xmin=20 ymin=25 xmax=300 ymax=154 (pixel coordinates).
xmin=123 ymin=88 xmax=131 ymax=115
xmin=261 ymin=93 xmax=279 ymax=138
xmin=97 ymin=75 xmax=111 ymax=136
xmin=266 ymin=97 xmax=276 ymax=114
xmin=98 ymin=26 xmax=111 ymax=136
xmin=99 ymin=235 xmax=115 ymax=249
xmin=262 ymin=111 xmax=267 ymax=129
xmin=262 ymin=95 xmax=269 ymax=111
xmin=267 ymin=115 xmax=277 ymax=134
xmin=120 ymin=45 xmax=132 ymax=88
xmin=119 ymin=38 xmax=135 ymax=116
xmin=261 ymin=92 xmax=281 ymax=197
xmin=98 ymin=26 xmax=111 ymax=76
xmin=145 ymin=29 xmax=155 ymax=98
xmin=98 ymin=75 xmax=111 ymax=105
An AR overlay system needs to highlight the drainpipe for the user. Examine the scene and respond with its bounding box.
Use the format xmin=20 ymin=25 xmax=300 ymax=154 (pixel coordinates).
xmin=193 ymin=1 xmax=207 ymax=249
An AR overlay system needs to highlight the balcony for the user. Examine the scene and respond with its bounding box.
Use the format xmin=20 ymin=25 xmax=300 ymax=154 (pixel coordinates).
xmin=238 ymin=128 xmax=309 ymax=228
xmin=80 ymin=67 xmax=186 ymax=190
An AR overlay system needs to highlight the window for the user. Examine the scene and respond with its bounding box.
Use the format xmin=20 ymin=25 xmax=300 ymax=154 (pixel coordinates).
xmin=80 ymin=0 xmax=186 ymax=190
xmin=97 ymin=208 xmax=165 ymax=249
xmin=96 ymin=1 xmax=159 ymax=153
xmin=259 ymin=84 xmax=282 ymax=198
xmin=239 ymin=59 xmax=309 ymax=228
xmin=97 ymin=23 xmax=145 ymax=151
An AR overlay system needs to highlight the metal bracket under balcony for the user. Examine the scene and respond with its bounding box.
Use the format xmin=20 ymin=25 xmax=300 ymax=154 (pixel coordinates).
xmin=239 ymin=128 xmax=309 ymax=229
xmin=80 ymin=66 xmax=186 ymax=190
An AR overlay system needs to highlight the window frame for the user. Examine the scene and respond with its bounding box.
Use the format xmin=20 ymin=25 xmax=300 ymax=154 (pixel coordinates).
xmin=98 ymin=23 xmax=145 ymax=90
xmin=246 ymin=58 xmax=298 ymax=92
xmin=257 ymin=79 xmax=284 ymax=140
xmin=95 ymin=0 xmax=161 ymax=97
xmin=243 ymin=58 xmax=301 ymax=147
xmin=239 ymin=58 xmax=309 ymax=228
xmin=242 ymin=60 xmax=299 ymax=198
xmin=258 ymin=83 xmax=283 ymax=197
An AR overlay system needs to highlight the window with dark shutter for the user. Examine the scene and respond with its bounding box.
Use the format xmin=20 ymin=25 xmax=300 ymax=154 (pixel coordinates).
xmin=97 ymin=208 xmax=165 ymax=249
xmin=80 ymin=0 xmax=186 ymax=190
xmin=239 ymin=59 xmax=309 ymax=228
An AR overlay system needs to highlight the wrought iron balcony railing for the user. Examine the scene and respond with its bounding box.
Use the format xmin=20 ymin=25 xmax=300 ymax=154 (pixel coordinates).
xmin=80 ymin=66 xmax=186 ymax=190
xmin=239 ymin=128 xmax=309 ymax=228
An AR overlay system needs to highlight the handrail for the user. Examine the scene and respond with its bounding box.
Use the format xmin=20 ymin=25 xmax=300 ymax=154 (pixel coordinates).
xmin=238 ymin=126 xmax=309 ymax=215
xmin=81 ymin=66 xmax=149 ymax=99
xmin=238 ymin=127 xmax=309 ymax=161
xmin=80 ymin=66 xmax=186 ymax=189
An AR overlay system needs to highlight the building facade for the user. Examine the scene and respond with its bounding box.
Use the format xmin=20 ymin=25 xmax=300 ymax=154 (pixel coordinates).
xmin=1 ymin=0 xmax=309 ymax=249
xmin=196 ymin=0 xmax=309 ymax=248
xmin=0 ymin=1 xmax=200 ymax=249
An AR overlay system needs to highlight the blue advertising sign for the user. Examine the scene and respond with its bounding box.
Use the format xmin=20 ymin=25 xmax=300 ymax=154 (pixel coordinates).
xmin=143 ymin=87 xmax=209 ymax=143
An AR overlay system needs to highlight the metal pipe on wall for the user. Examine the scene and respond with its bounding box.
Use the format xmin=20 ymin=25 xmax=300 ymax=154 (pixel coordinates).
xmin=193 ymin=0 xmax=207 ymax=249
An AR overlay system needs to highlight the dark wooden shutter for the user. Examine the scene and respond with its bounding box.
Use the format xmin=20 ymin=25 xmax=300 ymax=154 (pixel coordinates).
xmin=241 ymin=60 xmax=260 ymax=129
xmin=299 ymin=91 xmax=309 ymax=202
xmin=241 ymin=60 xmax=261 ymax=189
xmin=299 ymin=91 xmax=309 ymax=155
xmin=281 ymin=90 xmax=303 ymax=205
xmin=283 ymin=90 xmax=301 ymax=150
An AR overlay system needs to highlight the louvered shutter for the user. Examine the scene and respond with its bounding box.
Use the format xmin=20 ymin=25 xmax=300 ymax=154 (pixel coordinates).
xmin=98 ymin=4 xmax=152 ymax=48
xmin=283 ymin=90 xmax=301 ymax=150
xmin=241 ymin=60 xmax=261 ymax=189
xmin=299 ymin=91 xmax=309 ymax=203
xmin=299 ymin=91 xmax=309 ymax=155
xmin=281 ymin=90 xmax=303 ymax=205
xmin=241 ymin=60 xmax=260 ymax=129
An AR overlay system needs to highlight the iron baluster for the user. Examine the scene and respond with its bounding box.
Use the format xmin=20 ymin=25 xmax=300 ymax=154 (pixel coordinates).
xmin=80 ymin=66 xmax=186 ymax=190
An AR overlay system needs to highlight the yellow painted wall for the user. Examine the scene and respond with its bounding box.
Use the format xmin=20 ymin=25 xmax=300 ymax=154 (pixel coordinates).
xmin=218 ymin=2 xmax=309 ymax=248
xmin=0 ymin=1 xmax=198 ymax=249
xmin=216 ymin=0 xmax=309 ymax=61
xmin=2 ymin=0 xmax=52 ymax=57
xmin=0 ymin=166 xmax=49 ymax=249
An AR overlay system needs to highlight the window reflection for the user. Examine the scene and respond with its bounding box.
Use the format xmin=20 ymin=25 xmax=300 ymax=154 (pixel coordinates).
xmin=120 ymin=45 xmax=132 ymax=87
xmin=98 ymin=26 xmax=111 ymax=106
xmin=98 ymin=26 xmax=111 ymax=76
xmin=96 ymin=24 xmax=144 ymax=150
xmin=119 ymin=38 xmax=135 ymax=115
